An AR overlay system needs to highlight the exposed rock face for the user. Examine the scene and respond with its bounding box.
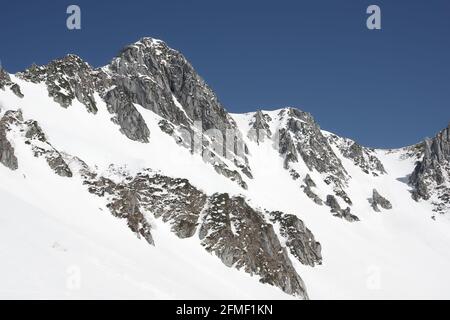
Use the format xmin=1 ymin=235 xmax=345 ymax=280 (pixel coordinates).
xmin=131 ymin=173 xmax=207 ymax=239
xmin=248 ymin=111 xmax=272 ymax=143
xmin=277 ymin=109 xmax=348 ymax=182
xmin=0 ymin=110 xmax=21 ymax=170
xmin=278 ymin=127 xmax=298 ymax=169
xmin=327 ymin=133 xmax=386 ymax=176
xmin=23 ymin=120 xmax=73 ymax=177
xmin=199 ymin=193 xmax=310 ymax=298
xmin=106 ymin=38 xmax=251 ymax=183
xmin=19 ymin=55 xmax=97 ymax=113
xmin=0 ymin=68 xmax=8 ymax=89
xmin=103 ymin=88 xmax=151 ymax=143
xmin=0 ymin=111 xmax=73 ymax=177
xmin=275 ymin=109 xmax=350 ymax=198
xmin=73 ymin=157 xmax=320 ymax=298
xmin=410 ymin=124 xmax=450 ymax=214
xmin=248 ymin=108 xmax=357 ymax=217
xmin=16 ymin=38 xmax=253 ymax=187
xmin=325 ymin=195 xmax=359 ymax=222
xmin=214 ymin=164 xmax=248 ymax=189
xmin=10 ymin=84 xmax=24 ymax=98
xmin=236 ymin=108 xmax=363 ymax=219
xmin=0 ymin=68 xmax=23 ymax=98
xmin=82 ymin=171 xmax=155 ymax=246
xmin=270 ymin=211 xmax=322 ymax=267
xmin=369 ymin=189 xmax=392 ymax=212
xmin=302 ymin=174 xmax=323 ymax=205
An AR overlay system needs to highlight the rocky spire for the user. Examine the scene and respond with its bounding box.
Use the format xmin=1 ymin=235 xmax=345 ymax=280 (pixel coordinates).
xmin=410 ymin=123 xmax=450 ymax=214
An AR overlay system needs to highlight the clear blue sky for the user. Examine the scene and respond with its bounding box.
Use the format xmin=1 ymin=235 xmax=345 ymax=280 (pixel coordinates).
xmin=1 ymin=0 xmax=449 ymax=148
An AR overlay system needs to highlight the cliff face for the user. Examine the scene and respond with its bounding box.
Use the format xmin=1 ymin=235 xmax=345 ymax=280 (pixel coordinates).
xmin=410 ymin=124 xmax=450 ymax=214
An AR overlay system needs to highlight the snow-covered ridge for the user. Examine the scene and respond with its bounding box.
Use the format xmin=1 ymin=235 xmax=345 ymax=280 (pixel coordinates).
xmin=1 ymin=37 xmax=450 ymax=299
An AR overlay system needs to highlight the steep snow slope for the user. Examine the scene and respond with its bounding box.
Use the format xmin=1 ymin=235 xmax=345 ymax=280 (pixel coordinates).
xmin=0 ymin=145 xmax=291 ymax=300
xmin=0 ymin=77 xmax=290 ymax=299
xmin=232 ymin=111 xmax=450 ymax=299
xmin=1 ymin=38 xmax=450 ymax=299
xmin=0 ymin=75 xmax=241 ymax=194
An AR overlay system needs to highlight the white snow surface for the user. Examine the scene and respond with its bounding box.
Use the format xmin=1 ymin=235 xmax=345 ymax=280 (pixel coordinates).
xmin=1 ymin=77 xmax=450 ymax=299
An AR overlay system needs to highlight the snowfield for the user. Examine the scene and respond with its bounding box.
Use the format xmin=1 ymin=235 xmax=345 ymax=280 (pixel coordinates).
xmin=1 ymin=71 xmax=450 ymax=299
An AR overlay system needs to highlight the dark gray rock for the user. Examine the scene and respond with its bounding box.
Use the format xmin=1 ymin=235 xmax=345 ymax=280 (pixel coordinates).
xmin=105 ymin=38 xmax=251 ymax=185
xmin=370 ymin=189 xmax=392 ymax=212
xmin=104 ymin=87 xmax=150 ymax=143
xmin=16 ymin=38 xmax=253 ymax=188
xmin=214 ymin=164 xmax=248 ymax=189
xmin=0 ymin=111 xmax=73 ymax=176
xmin=199 ymin=193 xmax=309 ymax=298
xmin=325 ymin=194 xmax=359 ymax=222
xmin=158 ymin=119 xmax=175 ymax=135
xmin=21 ymin=120 xmax=73 ymax=177
xmin=274 ymin=108 xmax=352 ymax=206
xmin=83 ymin=173 xmax=155 ymax=246
xmin=301 ymin=174 xmax=323 ymax=205
xmin=341 ymin=207 xmax=359 ymax=222
xmin=410 ymin=124 xmax=450 ymax=214
xmin=270 ymin=211 xmax=322 ymax=267
xmin=325 ymin=194 xmax=341 ymax=214
xmin=281 ymin=108 xmax=347 ymax=180
xmin=278 ymin=128 xmax=298 ymax=169
xmin=18 ymin=55 xmax=98 ymax=113
xmin=24 ymin=120 xmax=46 ymax=141
xmin=327 ymin=134 xmax=386 ymax=176
xmin=0 ymin=68 xmax=9 ymax=90
xmin=10 ymin=84 xmax=24 ymax=98
xmin=46 ymin=152 xmax=73 ymax=177
xmin=0 ymin=110 xmax=21 ymax=170
xmin=248 ymin=111 xmax=272 ymax=144
xmin=133 ymin=173 xmax=207 ymax=239
xmin=18 ymin=55 xmax=152 ymax=143
xmin=303 ymin=186 xmax=323 ymax=205
xmin=0 ymin=68 xmax=23 ymax=98
xmin=79 ymin=164 xmax=319 ymax=299
xmin=304 ymin=174 xmax=316 ymax=188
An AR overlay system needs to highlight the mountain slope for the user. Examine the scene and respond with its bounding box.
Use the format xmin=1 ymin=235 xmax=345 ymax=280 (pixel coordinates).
xmin=1 ymin=37 xmax=450 ymax=299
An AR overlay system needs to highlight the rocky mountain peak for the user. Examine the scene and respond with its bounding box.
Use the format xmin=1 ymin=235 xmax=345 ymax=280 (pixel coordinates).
xmin=1 ymin=36 xmax=450 ymax=299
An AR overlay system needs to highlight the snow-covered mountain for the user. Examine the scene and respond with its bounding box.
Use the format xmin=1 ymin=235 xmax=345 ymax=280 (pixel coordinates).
xmin=1 ymin=37 xmax=449 ymax=299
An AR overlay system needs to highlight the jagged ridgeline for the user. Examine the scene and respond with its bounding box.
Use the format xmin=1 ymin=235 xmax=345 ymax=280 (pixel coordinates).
xmin=0 ymin=38 xmax=325 ymax=298
xmin=0 ymin=109 xmax=321 ymax=299
xmin=1 ymin=37 xmax=449 ymax=298
xmin=17 ymin=38 xmax=252 ymax=189
xmin=410 ymin=124 xmax=450 ymax=215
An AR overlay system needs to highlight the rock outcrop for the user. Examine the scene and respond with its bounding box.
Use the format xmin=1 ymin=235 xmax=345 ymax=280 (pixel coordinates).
xmin=0 ymin=110 xmax=73 ymax=177
xmin=16 ymin=38 xmax=252 ymax=187
xmin=74 ymin=159 xmax=321 ymax=298
xmin=0 ymin=68 xmax=23 ymax=98
xmin=325 ymin=194 xmax=359 ymax=222
xmin=410 ymin=124 xmax=450 ymax=214
xmin=0 ymin=110 xmax=21 ymax=170
xmin=273 ymin=109 xmax=353 ymax=206
xmin=302 ymin=174 xmax=323 ymax=205
xmin=270 ymin=211 xmax=322 ymax=267
xmin=369 ymin=189 xmax=392 ymax=212
xmin=248 ymin=111 xmax=272 ymax=143
xmin=19 ymin=55 xmax=97 ymax=112
xmin=326 ymin=133 xmax=386 ymax=176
